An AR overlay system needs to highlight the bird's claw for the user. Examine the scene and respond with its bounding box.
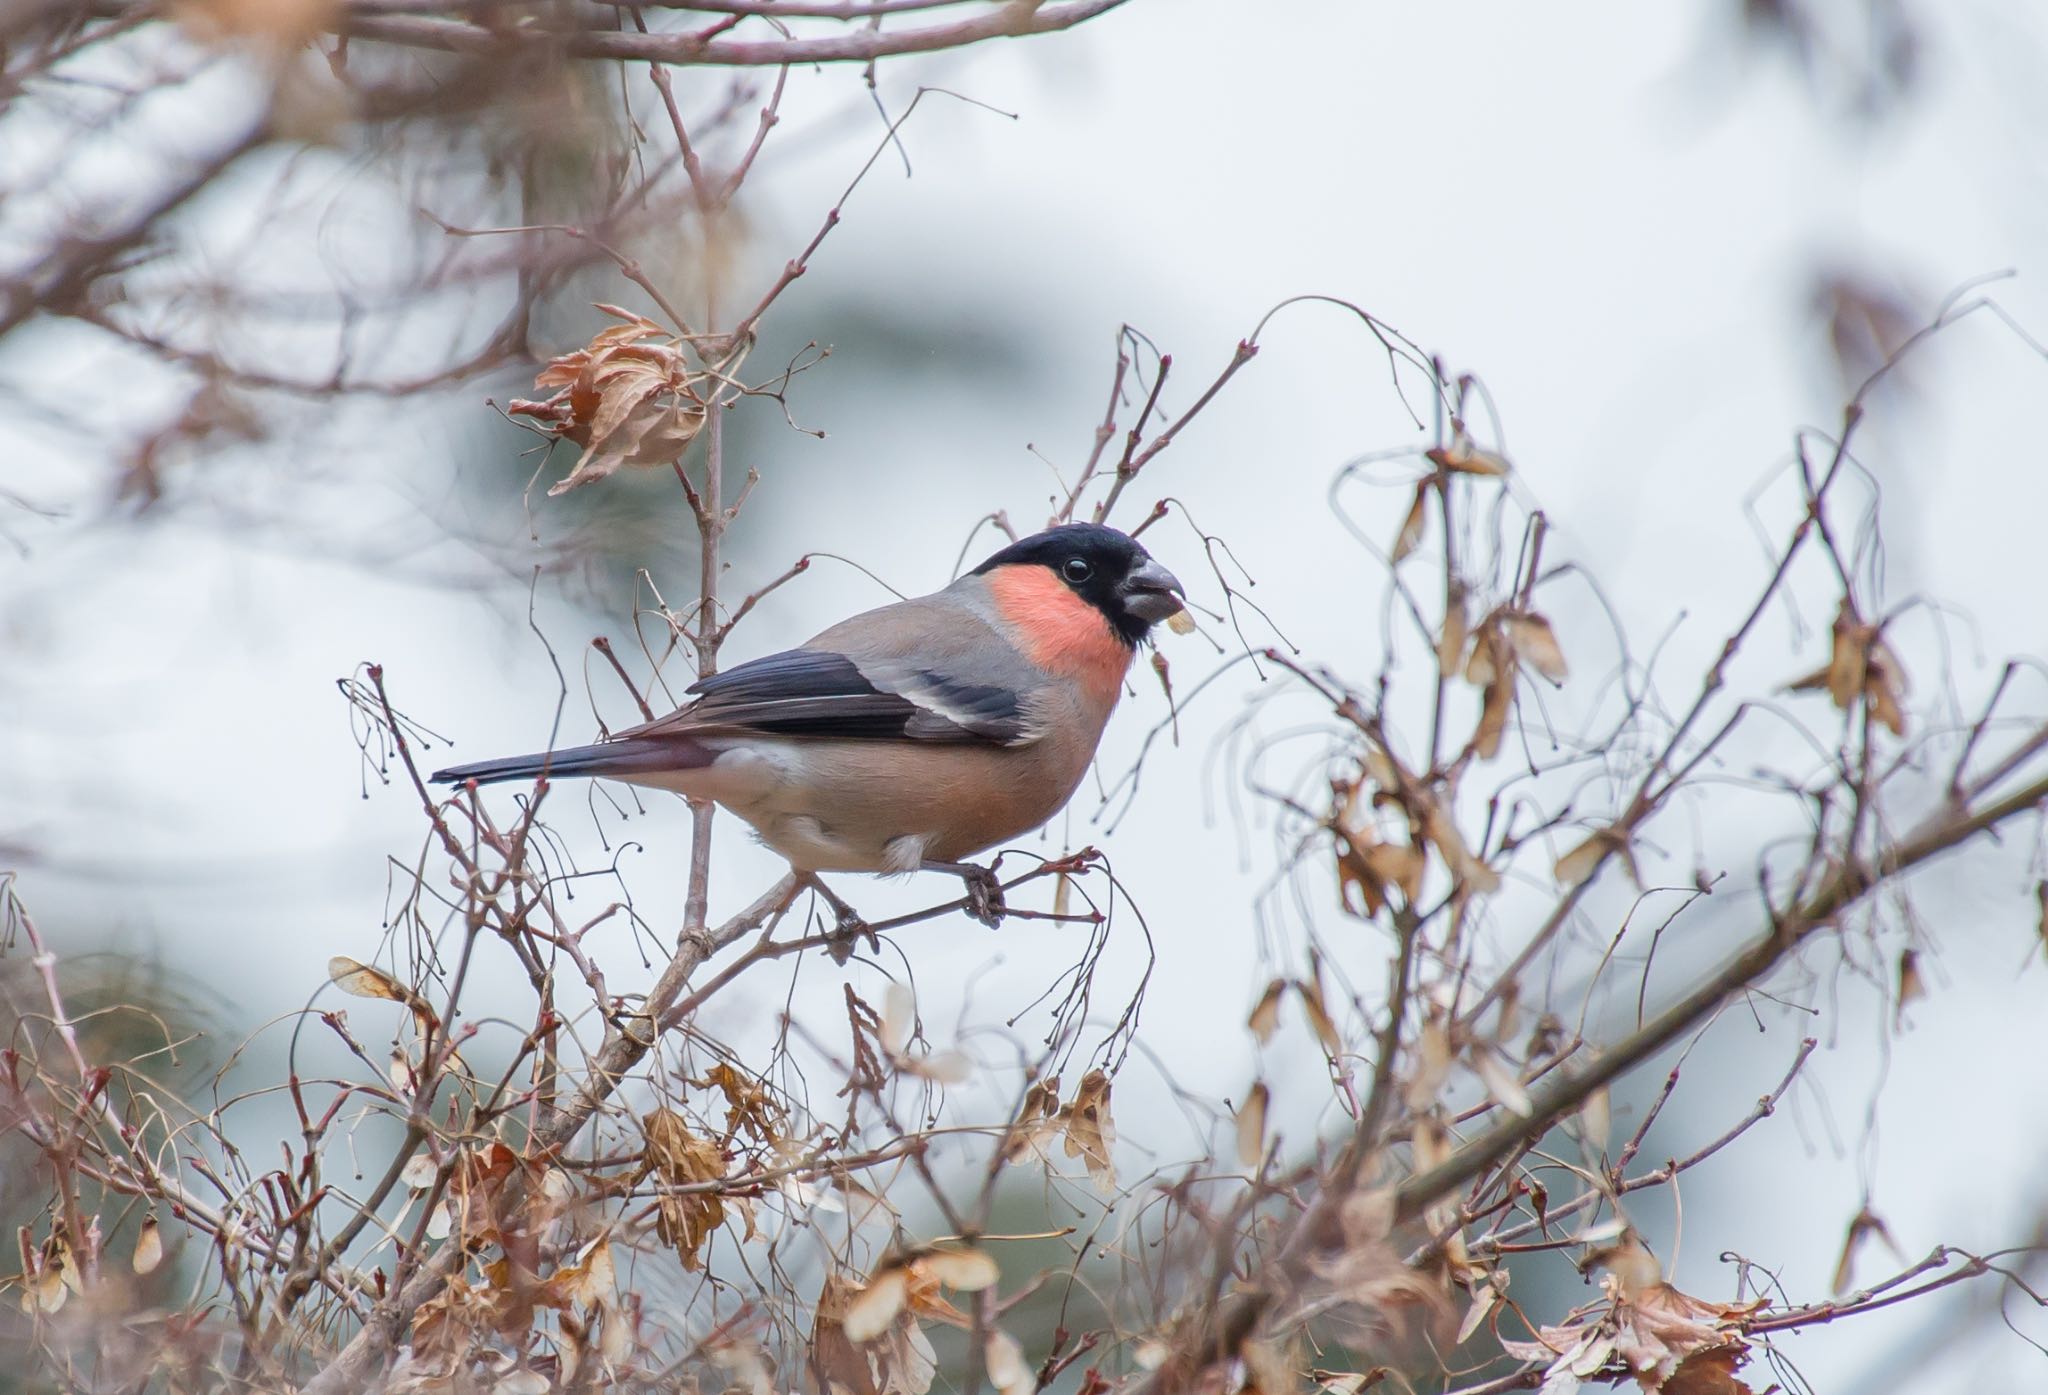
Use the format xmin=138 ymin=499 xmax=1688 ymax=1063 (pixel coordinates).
xmin=825 ymin=907 xmax=877 ymax=966
xmin=804 ymin=874 xmax=877 ymax=964
xmin=960 ymin=866 xmax=1006 ymax=928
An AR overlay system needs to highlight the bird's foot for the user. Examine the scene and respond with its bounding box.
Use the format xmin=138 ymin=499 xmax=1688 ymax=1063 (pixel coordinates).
xmin=804 ymin=875 xmax=877 ymax=964
xmin=962 ymin=866 xmax=1006 ymax=928
xmin=825 ymin=908 xmax=875 ymax=966
xmin=923 ymin=860 xmax=1006 ymax=928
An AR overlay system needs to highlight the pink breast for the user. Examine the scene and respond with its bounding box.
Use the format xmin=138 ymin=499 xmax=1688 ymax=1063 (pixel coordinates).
xmin=985 ymin=565 xmax=1132 ymax=706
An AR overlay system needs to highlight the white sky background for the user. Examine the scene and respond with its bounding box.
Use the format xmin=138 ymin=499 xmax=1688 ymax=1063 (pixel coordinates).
xmin=5 ymin=0 xmax=2048 ymax=1387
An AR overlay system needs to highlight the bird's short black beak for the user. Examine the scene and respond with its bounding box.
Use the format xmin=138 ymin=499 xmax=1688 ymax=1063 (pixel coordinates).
xmin=1120 ymin=557 xmax=1186 ymax=622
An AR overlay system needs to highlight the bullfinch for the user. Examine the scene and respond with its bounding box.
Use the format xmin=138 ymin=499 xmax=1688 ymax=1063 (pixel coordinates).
xmin=431 ymin=523 xmax=1185 ymax=927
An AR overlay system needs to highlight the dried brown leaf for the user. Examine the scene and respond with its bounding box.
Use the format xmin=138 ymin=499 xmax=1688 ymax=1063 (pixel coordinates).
xmin=1470 ymin=1046 xmax=1533 ymax=1117
xmin=1791 ymin=600 xmax=1909 ymax=736
xmin=1785 ymin=663 xmax=1830 ymax=692
xmin=1412 ymin=1114 xmax=1450 ymax=1172
xmin=1830 ymin=1206 xmax=1897 ymax=1295
xmin=1362 ymin=742 xmax=1403 ymax=798
xmin=707 ymin=1342 xmax=775 ymax=1395
xmin=1554 ymin=828 xmax=1613 ymax=888
xmin=898 ymin=1266 xmax=971 ymax=1330
xmin=843 ymin=1267 xmax=910 ymax=1343
xmin=1826 ymin=601 xmax=1868 ymax=709
xmin=1427 ymin=440 xmax=1510 ymax=477
xmin=1472 ymin=677 xmax=1513 ymax=760
xmin=510 ymin=315 xmax=711 ymax=496
xmin=1865 ymin=636 xmax=1908 ymax=736
xmin=1296 ymin=967 xmax=1345 ymax=1059
xmin=21 ymin=1263 xmax=65 ymax=1315
xmin=1894 ymin=948 xmax=1925 ymax=1028
xmin=879 ymin=982 xmax=971 ymax=1083
xmin=1362 ymin=838 xmax=1426 ymax=909
xmin=1061 ymin=1069 xmax=1118 ymax=1194
xmin=812 ymin=1271 xmax=939 ymax=1395
xmin=900 ymin=1049 xmax=973 ymax=1085
xmin=1002 ymin=1077 xmax=1063 ymax=1167
xmin=1393 ymin=481 xmax=1430 ymax=563
xmin=543 ymin=1235 xmax=615 ymax=1310
xmin=1438 ymin=582 xmax=1470 ymax=677
xmin=1579 ymin=1084 xmax=1612 ymax=1154
xmin=913 ymin=1246 xmax=999 ymax=1293
xmin=1421 ymin=800 xmax=1500 ymax=895
xmin=1586 ymin=1230 xmax=1662 ymax=1298
xmin=1236 ymin=1082 xmax=1270 ymax=1169
xmin=985 ymin=1330 xmax=1032 ymax=1395
xmin=642 ymin=1109 xmax=725 ymax=1269
xmin=1248 ymin=979 xmax=1287 ymax=1045
xmin=1625 ymin=1283 xmax=1763 ymax=1388
xmin=51 ymin=1230 xmax=80 ymax=1295
xmin=1463 ymin=619 xmax=1505 ymax=686
xmin=131 ymin=1215 xmax=163 ymax=1275
xmin=1336 ymin=825 xmax=1392 ymax=918
xmin=701 ymin=1062 xmax=784 ymax=1142
xmin=1019 ymin=1074 xmax=1061 ymax=1121
xmin=879 ymin=982 xmax=915 ymax=1055
xmin=1455 ymin=1277 xmax=1502 ymax=1346
xmin=1506 ymin=611 xmax=1569 ymax=684
xmin=328 ymin=956 xmax=439 ymax=1035
xmin=326 ymin=956 xmax=411 ymax=1004
xmin=600 ymin=1303 xmax=635 ymax=1367
xmin=1659 ymin=1344 xmax=1756 ymax=1395
xmin=1404 ymin=1016 xmax=1454 ymax=1112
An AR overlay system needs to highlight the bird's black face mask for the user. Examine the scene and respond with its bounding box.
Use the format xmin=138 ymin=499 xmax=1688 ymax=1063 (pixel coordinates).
xmin=971 ymin=522 xmax=1185 ymax=646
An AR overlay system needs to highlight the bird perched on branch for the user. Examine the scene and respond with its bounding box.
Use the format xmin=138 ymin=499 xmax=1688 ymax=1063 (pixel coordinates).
xmin=432 ymin=523 xmax=1185 ymax=930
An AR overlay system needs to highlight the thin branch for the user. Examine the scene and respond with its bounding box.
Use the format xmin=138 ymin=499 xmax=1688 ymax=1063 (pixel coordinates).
xmin=336 ymin=0 xmax=1132 ymax=67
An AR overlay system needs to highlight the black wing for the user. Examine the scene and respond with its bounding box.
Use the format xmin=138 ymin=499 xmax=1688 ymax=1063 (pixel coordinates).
xmin=625 ymin=647 xmax=1032 ymax=745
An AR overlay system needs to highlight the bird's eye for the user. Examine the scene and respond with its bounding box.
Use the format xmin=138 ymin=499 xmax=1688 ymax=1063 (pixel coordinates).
xmin=1062 ymin=557 xmax=1093 ymax=584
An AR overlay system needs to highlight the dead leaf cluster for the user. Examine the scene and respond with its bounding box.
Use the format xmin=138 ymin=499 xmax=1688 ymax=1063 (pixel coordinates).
xmin=1500 ymin=1272 xmax=1763 ymax=1395
xmin=840 ymin=1245 xmax=1000 ymax=1342
xmin=697 ymin=1061 xmax=787 ymax=1144
xmin=811 ymin=1269 xmax=943 ymax=1395
xmin=1386 ymin=429 xmax=1511 ymax=565
xmin=508 ymin=306 xmax=710 ymax=496
xmin=434 ymin=1140 xmax=548 ymax=1254
xmin=409 ymin=1232 xmax=625 ymax=1381
xmin=1461 ymin=607 xmax=1567 ymax=760
xmin=1000 ymin=1069 xmax=1118 ymax=1194
xmin=1328 ymin=744 xmax=1502 ymax=917
xmin=641 ymin=1108 xmax=728 ymax=1270
xmin=16 ymin=1226 xmax=80 ymax=1315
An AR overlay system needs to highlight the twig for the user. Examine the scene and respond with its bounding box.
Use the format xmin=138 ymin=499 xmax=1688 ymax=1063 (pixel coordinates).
xmin=336 ymin=0 xmax=1133 ymax=67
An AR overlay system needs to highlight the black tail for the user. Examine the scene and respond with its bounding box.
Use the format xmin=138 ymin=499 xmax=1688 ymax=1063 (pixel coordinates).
xmin=430 ymin=738 xmax=704 ymax=787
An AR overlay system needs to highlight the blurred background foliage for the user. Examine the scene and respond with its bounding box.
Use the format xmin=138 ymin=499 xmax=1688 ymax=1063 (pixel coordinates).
xmin=5 ymin=0 xmax=2048 ymax=1389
